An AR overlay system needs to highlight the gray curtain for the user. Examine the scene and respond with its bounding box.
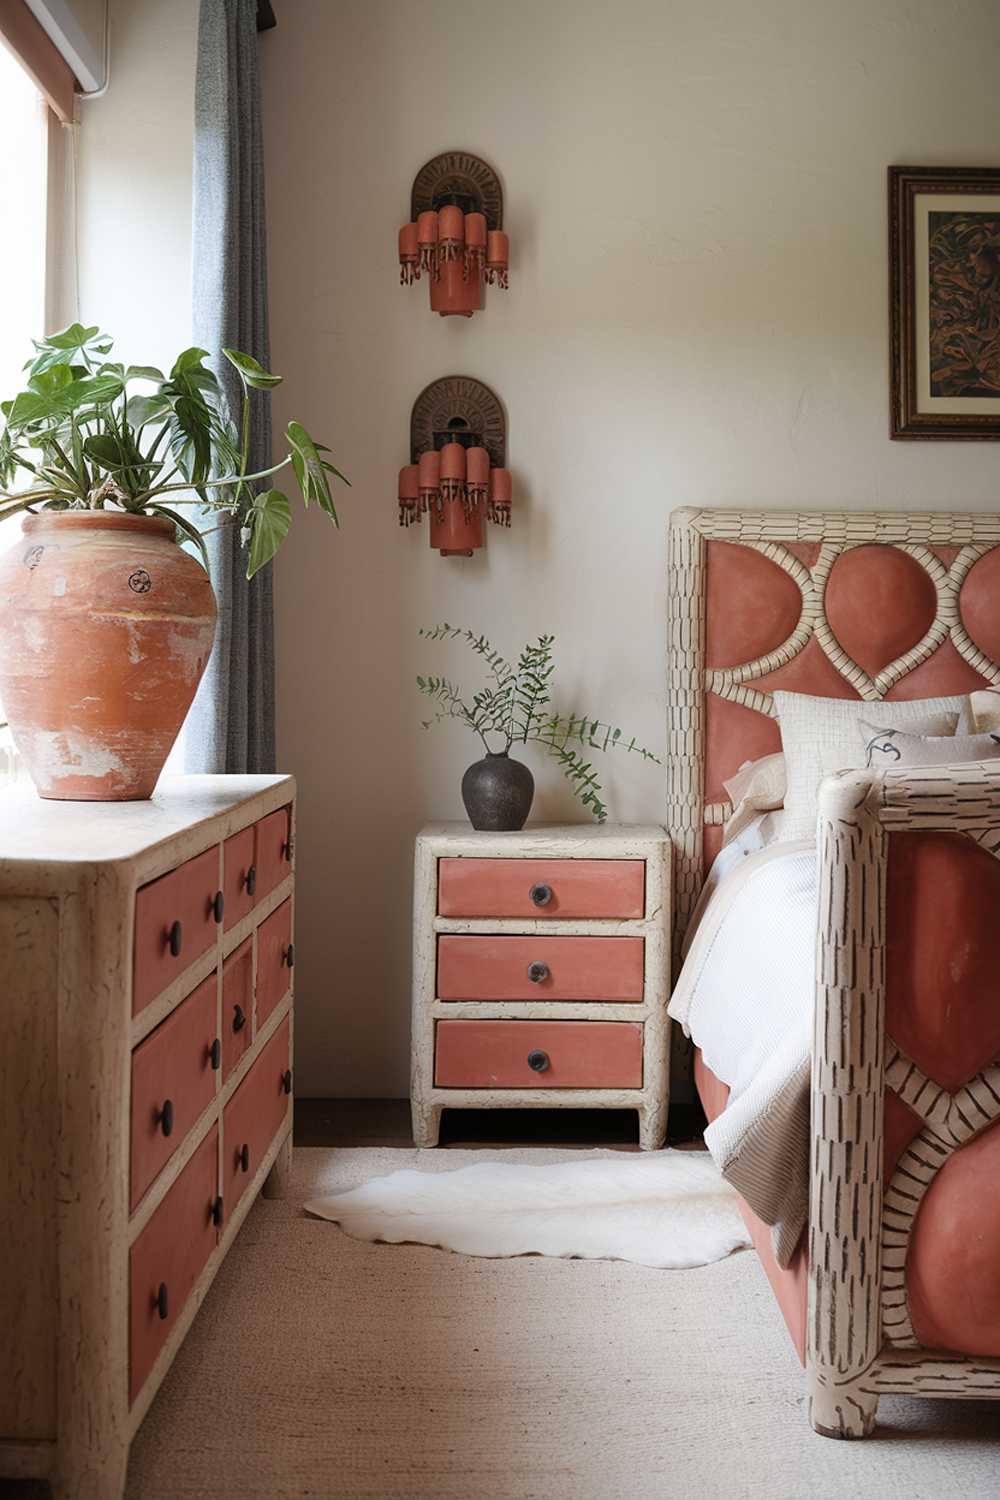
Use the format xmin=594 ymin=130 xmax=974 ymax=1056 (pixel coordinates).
xmin=186 ymin=0 xmax=275 ymax=774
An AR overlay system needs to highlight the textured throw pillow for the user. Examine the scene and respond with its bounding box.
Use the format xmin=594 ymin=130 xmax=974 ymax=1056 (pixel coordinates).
xmin=770 ymin=691 xmax=972 ymax=842
xmin=859 ymin=721 xmax=1000 ymax=769
xmin=722 ymin=753 xmax=786 ymax=846
xmin=971 ymin=688 xmax=1000 ymax=734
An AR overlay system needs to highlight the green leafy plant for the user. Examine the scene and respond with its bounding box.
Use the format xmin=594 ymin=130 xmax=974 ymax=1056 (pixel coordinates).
xmin=0 ymin=324 xmax=349 ymax=578
xmin=417 ymin=624 xmax=661 ymax=822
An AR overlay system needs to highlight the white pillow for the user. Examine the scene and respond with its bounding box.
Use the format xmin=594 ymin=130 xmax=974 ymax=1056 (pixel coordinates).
xmin=858 ymin=721 xmax=1000 ymax=769
xmin=971 ymin=688 xmax=1000 ymax=733
xmin=771 ymin=691 xmax=971 ymax=842
xmin=722 ymin=753 xmax=786 ymax=847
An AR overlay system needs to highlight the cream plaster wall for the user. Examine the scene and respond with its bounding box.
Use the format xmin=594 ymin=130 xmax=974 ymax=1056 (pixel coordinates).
xmin=264 ymin=0 xmax=1000 ymax=1098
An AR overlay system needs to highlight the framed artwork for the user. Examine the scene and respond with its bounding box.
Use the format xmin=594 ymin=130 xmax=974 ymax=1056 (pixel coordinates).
xmin=889 ymin=165 xmax=1000 ymax=439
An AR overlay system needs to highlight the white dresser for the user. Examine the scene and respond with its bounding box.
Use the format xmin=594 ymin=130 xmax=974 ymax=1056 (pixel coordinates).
xmin=0 ymin=774 xmax=296 ymax=1500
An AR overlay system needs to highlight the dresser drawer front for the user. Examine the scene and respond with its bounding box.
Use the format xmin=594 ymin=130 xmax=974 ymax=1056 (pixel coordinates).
xmin=129 ymin=1125 xmax=219 ymax=1403
xmin=133 ymin=847 xmax=221 ymax=1015
xmin=130 ymin=973 xmax=218 ymax=1210
xmin=255 ymin=805 xmax=293 ymax=901
xmin=257 ymin=897 xmax=293 ymax=1029
xmin=223 ymin=1017 xmax=291 ymax=1217
xmin=437 ymin=935 xmax=644 ymax=1002
xmin=434 ymin=1019 xmax=643 ymax=1089
xmin=223 ymin=826 xmax=256 ymax=930
xmin=437 ymin=858 xmax=645 ymax=919
xmin=221 ymin=937 xmax=254 ymax=1079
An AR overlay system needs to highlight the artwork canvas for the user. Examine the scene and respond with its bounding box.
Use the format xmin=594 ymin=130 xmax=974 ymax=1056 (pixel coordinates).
xmin=890 ymin=167 xmax=1000 ymax=438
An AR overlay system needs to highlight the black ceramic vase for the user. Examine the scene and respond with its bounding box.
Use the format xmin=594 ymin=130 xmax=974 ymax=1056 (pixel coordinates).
xmin=461 ymin=751 xmax=534 ymax=831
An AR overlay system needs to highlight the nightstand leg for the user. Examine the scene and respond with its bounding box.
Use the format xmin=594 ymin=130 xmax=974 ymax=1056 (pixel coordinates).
xmin=412 ymin=1100 xmax=442 ymax=1148
xmin=638 ymin=1103 xmax=667 ymax=1152
xmin=263 ymin=1127 xmax=293 ymax=1199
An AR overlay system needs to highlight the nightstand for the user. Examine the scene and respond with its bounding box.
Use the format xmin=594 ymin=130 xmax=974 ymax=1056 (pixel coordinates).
xmin=411 ymin=824 xmax=671 ymax=1150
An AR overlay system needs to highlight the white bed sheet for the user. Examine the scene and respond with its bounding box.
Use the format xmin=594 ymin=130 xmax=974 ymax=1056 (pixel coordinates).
xmin=669 ymin=831 xmax=817 ymax=1266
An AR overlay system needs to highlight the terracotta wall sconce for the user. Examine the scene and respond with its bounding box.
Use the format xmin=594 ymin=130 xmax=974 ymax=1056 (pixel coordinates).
xmin=397 ymin=152 xmax=509 ymax=318
xmin=398 ymin=376 xmax=512 ymax=557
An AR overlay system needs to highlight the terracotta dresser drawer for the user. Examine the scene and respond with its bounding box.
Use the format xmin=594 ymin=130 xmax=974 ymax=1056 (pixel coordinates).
xmin=221 ymin=937 xmax=254 ymax=1079
xmin=130 ymin=973 xmax=219 ymax=1210
xmin=437 ymin=935 xmax=644 ymax=1002
xmin=129 ymin=1125 xmax=219 ymax=1403
xmin=255 ymin=805 xmax=293 ymax=901
xmin=435 ymin=1019 xmax=643 ymax=1089
xmin=223 ymin=1017 xmax=291 ymax=1218
xmin=223 ymin=825 xmax=257 ymax=930
xmin=133 ymin=846 xmax=222 ymax=1015
xmin=438 ymin=858 xmax=645 ymax=919
xmin=257 ymin=897 xmax=293 ymax=1029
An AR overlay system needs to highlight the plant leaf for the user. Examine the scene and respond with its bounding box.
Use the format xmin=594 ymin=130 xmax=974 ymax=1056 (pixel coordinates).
xmin=223 ymin=348 xmax=283 ymax=390
xmin=246 ymin=488 xmax=291 ymax=578
xmin=27 ymin=323 xmax=113 ymax=376
xmin=150 ymin=504 xmax=211 ymax=571
xmin=125 ymin=365 xmax=165 ymax=384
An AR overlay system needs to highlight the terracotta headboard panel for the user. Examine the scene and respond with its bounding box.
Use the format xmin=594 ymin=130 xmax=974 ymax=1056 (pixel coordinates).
xmin=666 ymin=507 xmax=1000 ymax=950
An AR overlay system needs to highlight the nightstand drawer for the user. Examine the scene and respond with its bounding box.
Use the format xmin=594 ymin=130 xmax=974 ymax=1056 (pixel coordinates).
xmin=438 ymin=857 xmax=645 ymax=918
xmin=437 ymin=935 xmax=644 ymax=1001
xmin=434 ymin=1019 xmax=643 ymax=1088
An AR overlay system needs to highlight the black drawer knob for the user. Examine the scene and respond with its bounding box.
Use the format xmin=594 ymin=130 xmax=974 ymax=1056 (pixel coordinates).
xmin=211 ymin=1194 xmax=224 ymax=1228
xmin=209 ymin=1037 xmax=221 ymax=1071
xmin=527 ymin=1049 xmax=550 ymax=1073
xmin=157 ymin=1098 xmax=174 ymax=1138
xmin=527 ymin=961 xmax=550 ymax=984
xmin=238 ymin=1143 xmax=250 ymax=1173
xmin=282 ymin=838 xmax=293 ymax=862
xmin=281 ymin=1068 xmax=293 ymax=1096
xmin=232 ymin=1003 xmax=247 ymax=1033
xmin=168 ymin=919 xmax=183 ymax=958
xmin=530 ymin=883 xmax=553 ymax=908
xmin=212 ymin=889 xmax=225 ymax=924
xmin=283 ymin=943 xmax=295 ymax=969
xmin=245 ymin=864 xmax=257 ymax=896
xmin=155 ymin=1281 xmax=169 ymax=1320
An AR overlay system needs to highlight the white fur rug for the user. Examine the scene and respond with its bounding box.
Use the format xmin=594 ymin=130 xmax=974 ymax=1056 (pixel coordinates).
xmin=303 ymin=1150 xmax=750 ymax=1268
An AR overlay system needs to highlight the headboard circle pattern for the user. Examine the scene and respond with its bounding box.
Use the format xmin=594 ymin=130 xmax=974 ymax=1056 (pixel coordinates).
xmin=667 ymin=508 xmax=1000 ymax=958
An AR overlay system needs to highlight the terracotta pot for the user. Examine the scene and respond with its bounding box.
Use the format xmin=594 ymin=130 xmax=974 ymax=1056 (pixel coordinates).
xmin=0 ymin=511 xmax=217 ymax=801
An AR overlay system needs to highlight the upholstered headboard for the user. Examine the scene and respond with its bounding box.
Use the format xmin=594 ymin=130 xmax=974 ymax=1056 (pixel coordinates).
xmin=666 ymin=507 xmax=1000 ymax=950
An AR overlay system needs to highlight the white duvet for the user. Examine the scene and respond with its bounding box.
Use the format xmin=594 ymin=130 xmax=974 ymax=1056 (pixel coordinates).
xmin=668 ymin=835 xmax=817 ymax=1266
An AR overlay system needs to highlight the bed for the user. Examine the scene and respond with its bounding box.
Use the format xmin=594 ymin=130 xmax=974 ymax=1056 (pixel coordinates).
xmin=666 ymin=506 xmax=1000 ymax=1438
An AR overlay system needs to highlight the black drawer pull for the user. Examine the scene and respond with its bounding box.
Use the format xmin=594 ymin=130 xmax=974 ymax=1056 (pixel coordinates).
xmin=527 ymin=1049 xmax=550 ymax=1073
xmin=232 ymin=1003 xmax=247 ymax=1033
xmin=168 ymin=919 xmax=183 ymax=958
xmin=238 ymin=1143 xmax=250 ymax=1173
xmin=157 ymin=1098 xmax=174 ymax=1138
xmin=283 ymin=943 xmax=295 ymax=969
xmin=282 ymin=1068 xmax=293 ymax=1096
xmin=245 ymin=864 xmax=257 ymax=896
xmin=212 ymin=889 xmax=225 ymax=924
xmin=211 ymin=1194 xmax=224 ymax=1228
xmin=530 ymin=883 xmax=553 ymax=907
xmin=209 ymin=1037 xmax=221 ymax=1071
xmin=527 ymin=961 xmax=550 ymax=984
xmin=282 ymin=838 xmax=293 ymax=862
xmin=155 ymin=1281 xmax=169 ymax=1320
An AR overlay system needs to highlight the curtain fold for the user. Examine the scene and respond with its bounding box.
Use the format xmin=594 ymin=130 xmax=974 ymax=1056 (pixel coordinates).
xmin=185 ymin=0 xmax=275 ymax=774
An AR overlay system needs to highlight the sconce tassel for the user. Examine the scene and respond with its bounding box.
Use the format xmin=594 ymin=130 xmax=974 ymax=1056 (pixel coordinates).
xmin=485 ymin=230 xmax=510 ymax=290
xmin=398 ymin=464 xmax=420 ymax=527
xmin=438 ymin=440 xmax=467 ymax=512
xmin=488 ymin=467 xmax=512 ymax=527
xmin=437 ymin=205 xmax=465 ymax=267
xmin=416 ymin=450 xmax=441 ymax=517
xmin=464 ymin=446 xmax=490 ymax=515
xmin=463 ymin=212 xmax=487 ymax=283
xmin=416 ymin=210 xmax=440 ymax=281
xmin=398 ymin=223 xmax=420 ymax=285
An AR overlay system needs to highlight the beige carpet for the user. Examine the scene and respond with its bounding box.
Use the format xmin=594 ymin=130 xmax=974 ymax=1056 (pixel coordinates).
xmin=21 ymin=1145 xmax=1000 ymax=1500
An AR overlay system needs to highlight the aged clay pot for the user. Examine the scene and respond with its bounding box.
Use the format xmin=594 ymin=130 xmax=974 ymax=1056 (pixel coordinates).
xmin=461 ymin=750 xmax=534 ymax=831
xmin=0 ymin=510 xmax=217 ymax=800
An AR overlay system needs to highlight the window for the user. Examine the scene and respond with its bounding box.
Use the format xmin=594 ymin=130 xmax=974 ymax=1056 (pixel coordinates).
xmin=0 ymin=40 xmax=51 ymax=779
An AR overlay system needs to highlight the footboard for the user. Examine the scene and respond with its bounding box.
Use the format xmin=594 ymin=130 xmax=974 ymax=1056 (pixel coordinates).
xmin=809 ymin=762 xmax=1000 ymax=1438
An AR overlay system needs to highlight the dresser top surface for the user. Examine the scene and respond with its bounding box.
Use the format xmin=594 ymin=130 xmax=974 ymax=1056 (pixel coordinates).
xmin=0 ymin=774 xmax=294 ymax=866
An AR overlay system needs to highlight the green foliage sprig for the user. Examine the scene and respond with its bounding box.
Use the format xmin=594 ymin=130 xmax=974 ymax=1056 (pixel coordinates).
xmin=0 ymin=324 xmax=349 ymax=578
xmin=417 ymin=624 xmax=660 ymax=822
